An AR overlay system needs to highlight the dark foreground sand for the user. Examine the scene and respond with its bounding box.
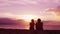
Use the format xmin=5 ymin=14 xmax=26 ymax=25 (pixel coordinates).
xmin=0 ymin=29 xmax=60 ymax=34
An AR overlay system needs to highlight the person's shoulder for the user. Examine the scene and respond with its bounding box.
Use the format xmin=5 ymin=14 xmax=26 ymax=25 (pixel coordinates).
xmin=40 ymin=22 xmax=43 ymax=24
xmin=41 ymin=22 xmax=43 ymax=23
xmin=30 ymin=22 xmax=32 ymax=24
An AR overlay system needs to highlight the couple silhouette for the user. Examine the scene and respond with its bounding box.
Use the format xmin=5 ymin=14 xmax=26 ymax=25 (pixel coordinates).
xmin=29 ymin=18 xmax=43 ymax=31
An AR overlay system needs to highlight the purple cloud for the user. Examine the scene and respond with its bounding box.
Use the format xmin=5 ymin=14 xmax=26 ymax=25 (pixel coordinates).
xmin=0 ymin=18 xmax=26 ymax=25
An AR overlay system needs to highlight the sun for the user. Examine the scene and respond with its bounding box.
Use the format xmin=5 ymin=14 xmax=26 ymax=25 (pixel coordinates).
xmin=24 ymin=16 xmax=33 ymax=21
xmin=20 ymin=15 xmax=37 ymax=22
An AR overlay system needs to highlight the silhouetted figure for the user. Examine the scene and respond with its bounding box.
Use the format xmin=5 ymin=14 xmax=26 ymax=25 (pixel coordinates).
xmin=36 ymin=18 xmax=43 ymax=31
xmin=29 ymin=19 xmax=35 ymax=30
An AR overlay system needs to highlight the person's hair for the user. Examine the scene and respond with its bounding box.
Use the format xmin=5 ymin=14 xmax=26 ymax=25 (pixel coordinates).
xmin=37 ymin=18 xmax=41 ymax=22
xmin=31 ymin=19 xmax=34 ymax=22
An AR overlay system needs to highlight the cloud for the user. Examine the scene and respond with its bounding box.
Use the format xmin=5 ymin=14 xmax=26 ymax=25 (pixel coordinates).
xmin=22 ymin=0 xmax=38 ymax=4
xmin=0 ymin=18 xmax=26 ymax=25
xmin=38 ymin=0 xmax=60 ymax=3
xmin=0 ymin=12 xmax=15 ymax=18
xmin=0 ymin=0 xmax=60 ymax=19
xmin=47 ymin=6 xmax=60 ymax=15
xmin=55 ymin=6 xmax=60 ymax=15
xmin=8 ymin=0 xmax=27 ymax=5
xmin=53 ymin=0 xmax=60 ymax=3
xmin=0 ymin=0 xmax=60 ymax=7
xmin=43 ymin=6 xmax=60 ymax=21
xmin=0 ymin=18 xmax=28 ymax=29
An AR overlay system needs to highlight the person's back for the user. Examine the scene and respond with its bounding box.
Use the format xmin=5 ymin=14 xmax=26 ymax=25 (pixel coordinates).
xmin=29 ymin=19 xmax=35 ymax=30
xmin=36 ymin=18 xmax=43 ymax=31
xmin=36 ymin=22 xmax=43 ymax=30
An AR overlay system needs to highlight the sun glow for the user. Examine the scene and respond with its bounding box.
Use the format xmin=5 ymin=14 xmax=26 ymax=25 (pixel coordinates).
xmin=18 ymin=15 xmax=37 ymax=22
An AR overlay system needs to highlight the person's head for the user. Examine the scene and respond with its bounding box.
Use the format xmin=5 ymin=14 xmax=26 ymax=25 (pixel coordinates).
xmin=31 ymin=19 xmax=34 ymax=22
xmin=37 ymin=18 xmax=41 ymax=22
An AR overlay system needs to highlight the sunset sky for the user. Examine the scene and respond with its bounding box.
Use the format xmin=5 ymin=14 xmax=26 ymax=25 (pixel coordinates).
xmin=0 ymin=0 xmax=60 ymax=21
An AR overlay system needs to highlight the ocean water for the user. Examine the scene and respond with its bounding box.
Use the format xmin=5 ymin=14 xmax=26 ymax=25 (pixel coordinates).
xmin=0 ymin=21 xmax=60 ymax=30
xmin=0 ymin=25 xmax=60 ymax=30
